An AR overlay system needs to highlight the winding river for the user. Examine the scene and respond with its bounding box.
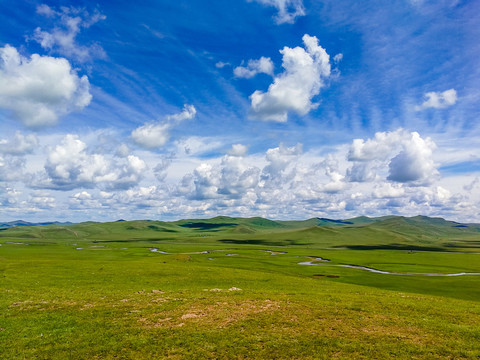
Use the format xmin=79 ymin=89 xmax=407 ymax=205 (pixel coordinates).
xmin=298 ymin=260 xmax=480 ymax=276
xmin=149 ymin=248 xmax=480 ymax=277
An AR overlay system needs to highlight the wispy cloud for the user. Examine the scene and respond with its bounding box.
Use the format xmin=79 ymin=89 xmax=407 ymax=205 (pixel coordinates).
xmin=248 ymin=0 xmax=305 ymax=24
xmin=132 ymin=105 xmax=197 ymax=149
xmin=31 ymin=4 xmax=106 ymax=62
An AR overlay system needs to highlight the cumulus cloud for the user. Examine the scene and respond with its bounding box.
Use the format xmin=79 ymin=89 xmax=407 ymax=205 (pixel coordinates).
xmin=132 ymin=123 xmax=170 ymax=149
xmin=387 ymin=141 xmax=437 ymax=183
xmin=0 ymin=45 xmax=91 ymax=127
xmin=0 ymin=132 xmax=38 ymax=182
xmin=262 ymin=143 xmax=302 ymax=182
xmin=249 ymin=34 xmax=331 ymax=122
xmin=348 ymin=131 xmax=404 ymax=162
xmin=218 ymin=156 xmax=261 ymax=198
xmin=0 ymin=155 xmax=26 ymax=182
xmin=31 ymin=4 xmax=106 ymax=62
xmin=153 ymin=153 xmax=175 ymax=182
xmin=373 ymin=183 xmax=405 ymax=198
xmin=177 ymin=144 xmax=296 ymax=202
xmin=188 ymin=163 xmax=220 ymax=200
xmin=346 ymin=163 xmax=377 ymax=182
xmin=29 ymin=190 xmax=56 ymax=209
xmin=415 ymin=89 xmax=457 ymax=110
xmin=234 ymin=57 xmax=274 ymax=78
xmin=347 ymin=129 xmax=438 ymax=185
xmin=132 ymin=105 xmax=196 ymax=149
xmin=37 ymin=134 xmax=146 ymax=190
xmin=412 ymin=186 xmax=451 ymax=207
xmin=248 ymin=0 xmax=305 ymax=24
xmin=0 ymin=132 xmax=38 ymax=155
xmin=322 ymin=157 xmax=346 ymax=193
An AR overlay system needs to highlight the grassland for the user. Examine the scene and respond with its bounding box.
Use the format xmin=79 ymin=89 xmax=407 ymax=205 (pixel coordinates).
xmin=1 ymin=215 xmax=480 ymax=359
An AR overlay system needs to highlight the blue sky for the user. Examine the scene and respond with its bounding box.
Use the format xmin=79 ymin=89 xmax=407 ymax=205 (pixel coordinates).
xmin=1 ymin=0 xmax=479 ymax=222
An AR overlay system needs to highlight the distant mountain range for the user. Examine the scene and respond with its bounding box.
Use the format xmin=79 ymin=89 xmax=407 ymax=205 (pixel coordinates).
xmin=1 ymin=215 xmax=479 ymax=231
xmin=1 ymin=215 xmax=479 ymax=252
xmin=0 ymin=220 xmax=74 ymax=228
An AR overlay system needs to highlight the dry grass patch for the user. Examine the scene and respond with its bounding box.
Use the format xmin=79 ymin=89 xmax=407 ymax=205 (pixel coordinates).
xmin=137 ymin=298 xmax=284 ymax=329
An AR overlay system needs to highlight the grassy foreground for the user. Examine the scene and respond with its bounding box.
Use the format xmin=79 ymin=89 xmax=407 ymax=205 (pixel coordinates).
xmin=1 ymin=216 xmax=480 ymax=359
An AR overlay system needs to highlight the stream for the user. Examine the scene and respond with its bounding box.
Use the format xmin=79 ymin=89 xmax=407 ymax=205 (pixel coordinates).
xmin=298 ymin=260 xmax=480 ymax=276
xmin=149 ymin=248 xmax=480 ymax=276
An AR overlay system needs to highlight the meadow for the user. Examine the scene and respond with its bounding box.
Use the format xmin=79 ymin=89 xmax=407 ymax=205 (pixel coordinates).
xmin=1 ymin=215 xmax=480 ymax=359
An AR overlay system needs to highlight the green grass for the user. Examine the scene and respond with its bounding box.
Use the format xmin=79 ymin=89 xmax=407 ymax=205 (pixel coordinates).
xmin=1 ymin=216 xmax=480 ymax=359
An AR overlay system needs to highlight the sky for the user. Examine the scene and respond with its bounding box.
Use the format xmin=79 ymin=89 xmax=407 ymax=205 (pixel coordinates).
xmin=0 ymin=0 xmax=479 ymax=223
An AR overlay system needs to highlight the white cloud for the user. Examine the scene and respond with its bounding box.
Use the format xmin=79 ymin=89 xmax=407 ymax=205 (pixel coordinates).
xmin=116 ymin=144 xmax=130 ymax=157
xmin=29 ymin=190 xmax=56 ymax=209
xmin=249 ymin=0 xmax=305 ymax=24
xmin=387 ymin=134 xmax=437 ymax=184
xmin=348 ymin=130 xmax=406 ymax=162
xmin=249 ymin=34 xmax=331 ymax=122
xmin=0 ymin=45 xmax=91 ymax=127
xmin=228 ymin=144 xmax=249 ymax=157
xmin=2 ymin=127 xmax=478 ymax=223
xmin=132 ymin=105 xmax=196 ymax=149
xmin=347 ymin=129 xmax=438 ymax=184
xmin=167 ymin=104 xmax=197 ymax=123
xmin=415 ymin=89 xmax=457 ymax=110
xmin=333 ymin=53 xmax=343 ymax=63
xmin=346 ymin=163 xmax=377 ymax=182
xmin=154 ymin=154 xmax=174 ymax=182
xmin=176 ymin=143 xmax=303 ymax=202
xmin=373 ymin=183 xmax=405 ymax=198
xmin=215 ymin=61 xmax=230 ymax=68
xmin=31 ymin=4 xmax=106 ymax=62
xmin=0 ymin=155 xmax=26 ymax=182
xmin=0 ymin=133 xmax=39 ymax=182
xmin=37 ymin=134 xmax=146 ymax=190
xmin=262 ymin=143 xmax=302 ymax=181
xmin=234 ymin=57 xmax=274 ymax=78
xmin=188 ymin=163 xmax=220 ymax=200
xmin=174 ymin=136 xmax=223 ymax=156
xmin=218 ymin=155 xmax=260 ymax=198
xmin=132 ymin=123 xmax=170 ymax=149
xmin=0 ymin=187 xmax=21 ymax=208
xmin=322 ymin=157 xmax=346 ymax=193
xmin=0 ymin=132 xmax=38 ymax=155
